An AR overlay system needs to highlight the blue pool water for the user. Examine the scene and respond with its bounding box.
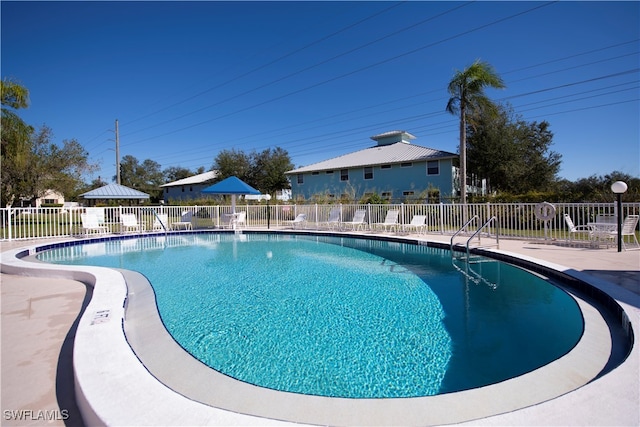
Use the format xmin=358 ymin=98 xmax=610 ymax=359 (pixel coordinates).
xmin=38 ymin=233 xmax=584 ymax=398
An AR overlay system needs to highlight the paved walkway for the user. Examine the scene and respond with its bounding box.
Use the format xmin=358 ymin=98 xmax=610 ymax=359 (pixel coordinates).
xmin=0 ymin=235 xmax=638 ymax=426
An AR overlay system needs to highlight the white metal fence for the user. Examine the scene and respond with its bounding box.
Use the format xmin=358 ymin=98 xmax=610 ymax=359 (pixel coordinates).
xmin=1 ymin=202 xmax=639 ymax=242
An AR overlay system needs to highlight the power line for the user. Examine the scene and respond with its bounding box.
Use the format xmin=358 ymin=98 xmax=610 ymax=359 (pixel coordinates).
xmin=120 ymin=1 xmax=557 ymax=148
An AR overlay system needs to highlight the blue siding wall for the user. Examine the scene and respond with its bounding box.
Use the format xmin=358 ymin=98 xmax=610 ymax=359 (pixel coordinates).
xmin=290 ymin=158 xmax=455 ymax=201
xmin=163 ymin=184 xmax=215 ymax=202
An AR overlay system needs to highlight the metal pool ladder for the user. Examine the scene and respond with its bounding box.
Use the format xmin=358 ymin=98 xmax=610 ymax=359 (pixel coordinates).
xmin=450 ymin=216 xmax=500 ymax=289
xmin=450 ymin=216 xmax=500 ymax=263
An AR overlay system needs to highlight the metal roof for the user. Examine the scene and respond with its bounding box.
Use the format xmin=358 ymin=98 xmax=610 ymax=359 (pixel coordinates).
xmin=286 ymin=142 xmax=457 ymax=174
xmin=80 ymin=184 xmax=150 ymax=199
xmin=160 ymin=170 xmax=218 ymax=188
xmin=202 ymin=176 xmax=261 ymax=195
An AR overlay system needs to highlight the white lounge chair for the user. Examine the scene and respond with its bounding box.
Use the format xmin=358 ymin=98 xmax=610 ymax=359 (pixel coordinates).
xmin=321 ymin=207 xmax=341 ymax=230
xmin=120 ymin=213 xmax=143 ymax=233
xmin=171 ymin=211 xmax=193 ymax=230
xmin=85 ymin=207 xmax=105 ymax=226
xmin=564 ymin=214 xmax=592 ymax=243
xmin=340 ymin=209 xmax=367 ymax=231
xmin=152 ymin=214 xmax=169 ymax=231
xmin=372 ymin=210 xmax=399 ymax=232
xmin=404 ymin=215 xmax=426 ymax=234
xmin=81 ymin=213 xmax=108 ymax=235
xmin=287 ymin=213 xmax=307 ymax=229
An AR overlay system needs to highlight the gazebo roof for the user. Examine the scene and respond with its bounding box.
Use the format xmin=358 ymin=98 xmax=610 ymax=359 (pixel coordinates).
xmin=202 ymin=176 xmax=260 ymax=195
xmin=80 ymin=184 xmax=150 ymax=199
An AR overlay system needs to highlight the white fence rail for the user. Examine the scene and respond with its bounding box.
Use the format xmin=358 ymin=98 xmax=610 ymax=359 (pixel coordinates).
xmin=1 ymin=202 xmax=639 ymax=242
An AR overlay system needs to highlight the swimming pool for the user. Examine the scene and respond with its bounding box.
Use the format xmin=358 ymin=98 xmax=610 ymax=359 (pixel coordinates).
xmin=38 ymin=232 xmax=584 ymax=399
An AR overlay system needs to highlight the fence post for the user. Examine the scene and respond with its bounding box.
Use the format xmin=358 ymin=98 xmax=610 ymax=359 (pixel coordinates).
xmin=69 ymin=207 xmax=75 ymax=237
xmin=8 ymin=208 xmax=13 ymax=241
xmin=439 ymin=202 xmax=444 ymax=234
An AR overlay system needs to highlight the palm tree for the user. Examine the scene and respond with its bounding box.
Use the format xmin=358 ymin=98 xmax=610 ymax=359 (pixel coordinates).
xmin=446 ymin=60 xmax=505 ymax=203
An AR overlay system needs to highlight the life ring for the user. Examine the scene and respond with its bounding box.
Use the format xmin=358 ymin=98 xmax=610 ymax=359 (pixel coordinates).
xmin=534 ymin=202 xmax=556 ymax=221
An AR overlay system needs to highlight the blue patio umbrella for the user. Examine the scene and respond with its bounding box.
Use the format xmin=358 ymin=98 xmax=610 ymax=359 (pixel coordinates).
xmin=202 ymin=176 xmax=260 ymax=213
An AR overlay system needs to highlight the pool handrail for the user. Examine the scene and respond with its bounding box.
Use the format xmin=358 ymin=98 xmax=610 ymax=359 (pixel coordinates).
xmin=466 ymin=215 xmax=500 ymax=259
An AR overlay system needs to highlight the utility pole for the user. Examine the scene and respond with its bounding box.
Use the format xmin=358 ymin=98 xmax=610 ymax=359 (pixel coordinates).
xmin=115 ymin=119 xmax=121 ymax=185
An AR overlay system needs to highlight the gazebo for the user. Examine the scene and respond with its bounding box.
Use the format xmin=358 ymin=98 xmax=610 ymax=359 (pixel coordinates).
xmin=80 ymin=184 xmax=150 ymax=205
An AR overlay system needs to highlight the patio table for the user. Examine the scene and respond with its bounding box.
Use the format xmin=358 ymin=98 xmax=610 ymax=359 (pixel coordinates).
xmin=588 ymin=222 xmax=617 ymax=246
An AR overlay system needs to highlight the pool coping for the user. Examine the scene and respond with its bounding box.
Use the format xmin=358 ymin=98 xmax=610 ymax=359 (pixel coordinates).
xmin=0 ymin=230 xmax=635 ymax=426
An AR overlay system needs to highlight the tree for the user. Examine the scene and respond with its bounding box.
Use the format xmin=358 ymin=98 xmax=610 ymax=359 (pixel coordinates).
xmin=119 ymin=155 xmax=164 ymax=202
xmin=213 ymin=149 xmax=253 ymax=184
xmin=566 ymin=171 xmax=640 ymax=202
xmin=467 ymin=104 xmax=561 ymax=194
xmin=28 ymin=126 xmax=98 ymax=201
xmin=252 ymin=147 xmax=294 ymax=196
xmin=164 ymin=166 xmax=194 ymax=183
xmin=212 ymin=147 xmax=293 ymax=194
xmin=1 ymin=78 xmax=34 ymax=206
xmin=446 ymin=60 xmax=505 ymax=202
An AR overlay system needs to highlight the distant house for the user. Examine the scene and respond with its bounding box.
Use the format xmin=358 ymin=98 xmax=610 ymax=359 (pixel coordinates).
xmin=18 ymin=189 xmax=65 ymax=208
xmin=160 ymin=171 xmax=218 ymax=203
xmin=285 ymin=131 xmax=459 ymax=203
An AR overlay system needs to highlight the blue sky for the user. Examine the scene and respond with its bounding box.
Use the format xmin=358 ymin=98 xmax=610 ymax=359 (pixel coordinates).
xmin=2 ymin=1 xmax=639 ymax=184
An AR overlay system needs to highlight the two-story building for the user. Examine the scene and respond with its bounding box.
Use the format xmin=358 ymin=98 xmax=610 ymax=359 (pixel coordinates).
xmin=285 ymin=131 xmax=459 ymax=203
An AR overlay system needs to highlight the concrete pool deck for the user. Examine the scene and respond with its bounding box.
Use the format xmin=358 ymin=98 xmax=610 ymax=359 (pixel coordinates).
xmin=0 ymin=233 xmax=638 ymax=426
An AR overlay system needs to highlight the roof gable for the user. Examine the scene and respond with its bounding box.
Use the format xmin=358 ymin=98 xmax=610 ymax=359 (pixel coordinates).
xmin=161 ymin=171 xmax=218 ymax=187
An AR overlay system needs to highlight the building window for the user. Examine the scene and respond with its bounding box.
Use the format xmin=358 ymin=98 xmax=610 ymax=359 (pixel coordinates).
xmin=427 ymin=160 xmax=439 ymax=175
xmin=312 ymin=171 xmax=319 ymax=175
xmin=44 ymin=199 xmax=56 ymax=204
xmin=297 ymin=174 xmax=304 ymax=184
xmin=402 ymin=191 xmax=415 ymax=197
xmin=380 ymin=164 xmax=391 ymax=170
xmin=381 ymin=191 xmax=392 ymax=200
xmin=181 ymin=186 xmax=185 ymax=192
xmin=364 ymin=166 xmax=373 ymax=180
xmin=401 ymin=162 xmax=412 ymax=168
xmin=340 ymin=169 xmax=349 ymax=181
xmin=326 ymin=170 xmax=334 ymax=174
xmin=190 ymin=186 xmax=193 ymax=192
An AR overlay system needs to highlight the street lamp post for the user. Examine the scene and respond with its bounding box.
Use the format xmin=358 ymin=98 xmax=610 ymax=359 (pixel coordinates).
xmin=611 ymin=181 xmax=628 ymax=252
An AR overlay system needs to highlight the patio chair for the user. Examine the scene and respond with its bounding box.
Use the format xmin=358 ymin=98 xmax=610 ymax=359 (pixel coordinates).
xmin=80 ymin=213 xmax=108 ymax=235
xmin=404 ymin=215 xmax=426 ymax=235
xmin=120 ymin=213 xmax=143 ymax=233
xmin=225 ymin=211 xmax=246 ymax=229
xmin=152 ymin=214 xmax=169 ymax=231
xmin=320 ymin=207 xmax=341 ymax=230
xmin=620 ymin=215 xmax=640 ymax=250
xmin=601 ymin=215 xmax=640 ymax=250
xmin=564 ymin=214 xmax=592 ymax=243
xmin=340 ymin=209 xmax=367 ymax=231
xmin=372 ymin=210 xmax=399 ymax=232
xmin=286 ymin=213 xmax=307 ymax=229
xmin=171 ymin=211 xmax=193 ymax=230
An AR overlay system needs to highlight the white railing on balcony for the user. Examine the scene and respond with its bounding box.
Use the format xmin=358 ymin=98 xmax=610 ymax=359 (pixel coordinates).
xmin=1 ymin=202 xmax=639 ymax=242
